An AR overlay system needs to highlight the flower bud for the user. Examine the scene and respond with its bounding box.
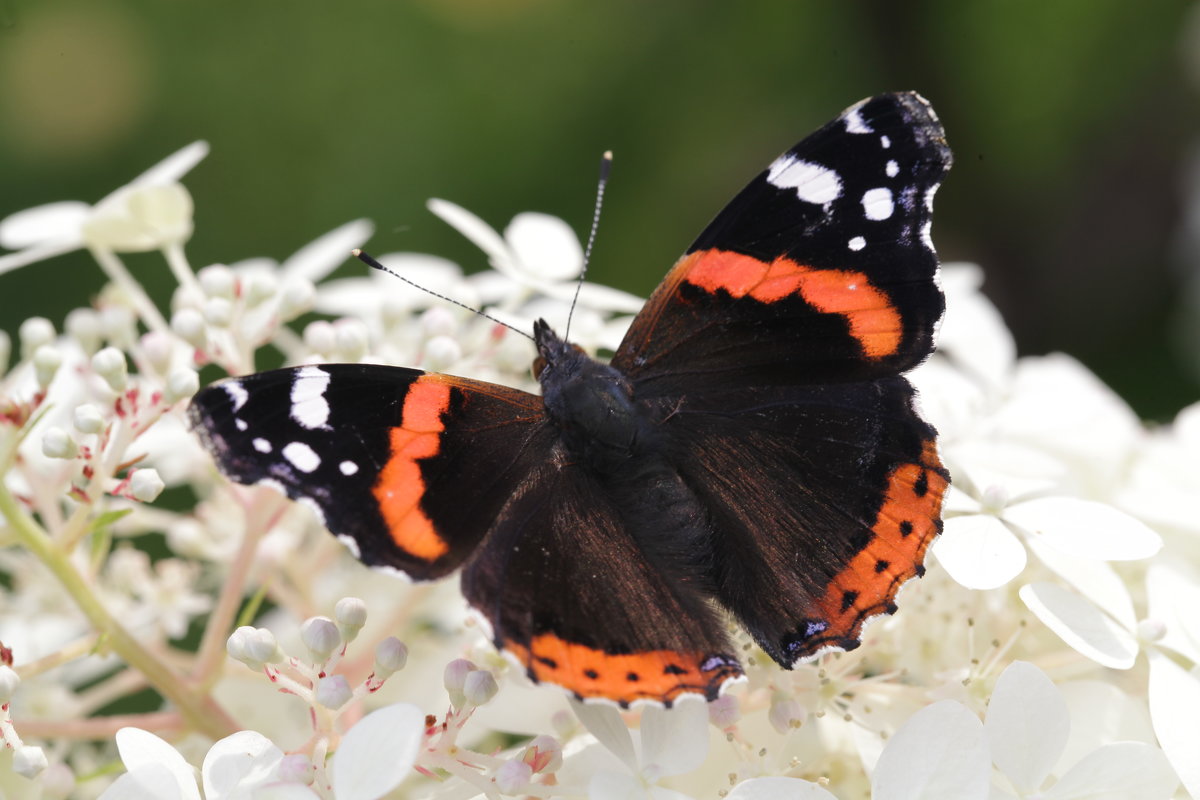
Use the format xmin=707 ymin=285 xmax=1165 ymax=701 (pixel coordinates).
xmin=129 ymin=469 xmax=165 ymax=503
xmin=523 ymin=734 xmax=562 ymax=774
xmin=64 ymin=308 xmax=103 ymax=355
xmin=139 ymin=330 xmax=174 ymax=374
xmin=227 ymin=626 xmax=282 ymax=668
xmin=1137 ymin=617 xmax=1167 ymax=643
xmin=164 ymin=367 xmax=199 ymax=404
xmin=463 ymin=669 xmax=499 ymax=706
xmin=33 ymin=345 xmax=63 ymax=389
xmin=279 ymin=279 xmax=315 ymax=320
xmin=334 ymin=597 xmax=367 ymax=643
xmin=335 ymin=319 xmax=369 ymax=362
xmin=39 ymin=763 xmax=76 ymax=800
xmin=0 ymin=665 xmax=20 ymax=703
xmin=420 ymin=307 xmax=457 ymax=338
xmin=303 ymin=320 xmax=336 ymax=357
xmin=91 ymin=347 xmax=128 ymax=392
xmin=73 ymin=404 xmax=106 ymax=435
xmin=374 ymin=637 xmax=409 ymax=675
xmin=300 ymin=616 xmax=341 ymax=662
xmin=768 ymin=693 xmax=806 ymax=734
xmin=13 ymin=745 xmax=48 ymax=779
xmin=494 ymin=758 xmax=533 ymax=794
xmin=708 ymin=693 xmax=741 ymax=728
xmin=315 ymin=674 xmax=352 ymax=710
xmin=203 ymin=297 xmax=233 ymax=328
xmin=42 ymin=427 xmax=78 ymax=459
xmin=100 ymin=306 xmax=138 ymax=350
xmin=424 ymin=335 xmax=462 ymax=372
xmin=171 ymin=308 xmax=208 ymax=350
xmin=443 ymin=658 xmax=475 ymax=706
xmin=278 ymin=754 xmax=314 ymax=785
xmin=244 ymin=273 xmax=278 ymax=308
xmin=198 ymin=264 xmax=236 ymax=299
xmin=19 ymin=316 xmax=55 ymax=361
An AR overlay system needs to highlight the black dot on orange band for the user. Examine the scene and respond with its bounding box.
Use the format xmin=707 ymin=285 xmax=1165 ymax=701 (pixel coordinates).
xmin=626 ymin=672 xmax=640 ymax=682
xmin=841 ymin=590 xmax=859 ymax=612
xmin=915 ymin=564 xmax=926 ymax=578
xmin=584 ymin=668 xmax=599 ymax=680
xmin=935 ymin=518 xmax=944 ymax=534
xmin=874 ymin=559 xmax=890 ymax=573
xmin=885 ymin=601 xmax=898 ymax=614
xmin=914 ymin=471 xmax=929 ymax=497
xmin=899 ymin=520 xmax=914 ymax=537
xmin=536 ymin=656 xmax=558 ymax=669
xmin=663 ymin=664 xmax=688 ymax=675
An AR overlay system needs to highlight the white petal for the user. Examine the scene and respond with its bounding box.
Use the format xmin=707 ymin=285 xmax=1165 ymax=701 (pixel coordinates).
xmin=933 ymin=514 xmax=1027 ymax=590
xmin=113 ymin=728 xmax=201 ymax=800
xmin=1019 ymin=583 xmax=1137 ymax=669
xmin=0 ymin=201 xmax=90 ymax=248
xmin=935 ymin=263 xmax=1016 ymax=391
xmin=984 ymin=661 xmax=1069 ymax=793
xmin=201 ymin=729 xmax=284 ymax=798
xmin=726 ymin=776 xmax=840 ymax=800
xmin=588 ymin=770 xmax=645 ymax=800
xmin=127 ymin=140 xmax=211 ymax=188
xmin=1056 ymin=680 xmax=1156 ymax=775
xmin=572 ymin=700 xmax=638 ymax=772
xmin=99 ymin=763 xmax=188 ymax=800
xmin=281 ymin=219 xmax=374 ymax=283
xmin=0 ymin=239 xmax=85 ymax=275
xmin=428 ymin=198 xmax=510 ymax=269
xmin=1004 ymin=497 xmax=1162 ymax=561
xmin=871 ymin=700 xmax=990 ymax=800
xmin=330 ymin=702 xmax=423 ymax=800
xmin=248 ymin=786 xmax=321 ymax=800
xmin=505 ymin=212 xmax=583 ymax=281
xmin=1025 ymin=538 xmax=1136 ymax=631
xmin=639 ymin=696 xmax=708 ymax=777
xmin=1043 ymin=742 xmax=1177 ymax=800
xmin=1147 ymin=648 xmax=1200 ymax=798
xmin=538 ymin=279 xmax=647 ymax=314
xmin=1145 ymin=563 xmax=1200 ymax=664
xmin=949 ymin=441 xmax=1066 ymax=502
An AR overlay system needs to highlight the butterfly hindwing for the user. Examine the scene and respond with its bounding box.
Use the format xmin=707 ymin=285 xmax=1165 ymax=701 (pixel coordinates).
xmin=614 ymin=92 xmax=950 ymax=397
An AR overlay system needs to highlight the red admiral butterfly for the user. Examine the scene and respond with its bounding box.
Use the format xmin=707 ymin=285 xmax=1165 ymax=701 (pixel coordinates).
xmin=190 ymin=92 xmax=951 ymax=707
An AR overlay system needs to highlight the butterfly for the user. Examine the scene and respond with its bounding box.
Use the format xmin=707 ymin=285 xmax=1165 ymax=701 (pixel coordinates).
xmin=190 ymin=91 xmax=952 ymax=707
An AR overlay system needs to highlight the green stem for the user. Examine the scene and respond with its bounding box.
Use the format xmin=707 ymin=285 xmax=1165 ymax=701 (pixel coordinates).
xmin=0 ymin=481 xmax=236 ymax=740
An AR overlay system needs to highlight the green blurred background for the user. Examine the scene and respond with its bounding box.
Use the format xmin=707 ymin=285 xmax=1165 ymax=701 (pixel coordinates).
xmin=1 ymin=0 xmax=1197 ymax=420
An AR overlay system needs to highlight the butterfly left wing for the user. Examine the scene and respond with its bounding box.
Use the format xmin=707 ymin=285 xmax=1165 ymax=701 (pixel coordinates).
xmin=189 ymin=365 xmax=551 ymax=579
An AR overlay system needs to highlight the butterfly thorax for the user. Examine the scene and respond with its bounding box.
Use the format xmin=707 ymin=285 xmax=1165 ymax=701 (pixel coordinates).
xmin=533 ymin=319 xmax=649 ymax=475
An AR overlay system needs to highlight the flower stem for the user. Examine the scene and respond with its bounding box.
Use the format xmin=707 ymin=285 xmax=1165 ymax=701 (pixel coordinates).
xmin=0 ymin=480 xmax=236 ymax=740
xmin=88 ymin=246 xmax=170 ymax=335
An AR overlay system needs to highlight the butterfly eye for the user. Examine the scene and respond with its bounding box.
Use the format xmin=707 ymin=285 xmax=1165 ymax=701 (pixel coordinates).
xmin=533 ymin=356 xmax=548 ymax=379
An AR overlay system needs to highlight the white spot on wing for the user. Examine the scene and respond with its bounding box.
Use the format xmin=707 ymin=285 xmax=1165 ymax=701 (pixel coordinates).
xmin=224 ymin=382 xmax=249 ymax=412
xmin=844 ymin=107 xmax=872 ymax=134
xmin=252 ymin=438 xmax=272 ymax=453
xmin=886 ymin=160 xmax=900 ymax=178
xmin=925 ymin=182 xmax=941 ymax=212
xmin=921 ymin=219 xmax=935 ymax=251
xmin=862 ymin=187 xmax=894 ymax=221
xmin=339 ymin=460 xmax=358 ymax=476
xmin=766 ymin=155 xmax=842 ymax=204
xmin=880 ymin=135 xmax=891 ymax=149
xmin=848 ymin=236 xmax=867 ymax=251
xmin=337 ymin=533 xmax=361 ymax=558
xmin=372 ymin=564 xmax=415 ymax=583
xmin=283 ymin=441 xmax=320 ymax=473
xmin=290 ymin=366 xmax=331 ymax=430
xmin=235 ymin=419 xmax=248 ymax=431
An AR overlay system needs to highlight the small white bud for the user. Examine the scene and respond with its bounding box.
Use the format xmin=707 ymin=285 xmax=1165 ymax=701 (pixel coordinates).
xmin=278 ymin=754 xmax=314 ymax=785
xmin=139 ymin=331 xmax=174 ymax=374
xmin=315 ymin=674 xmax=352 ymax=710
xmin=768 ymin=694 xmax=806 ymax=735
xmin=73 ymin=404 xmax=106 ymax=435
xmin=462 ymin=669 xmax=499 ymax=706
xmin=420 ymin=307 xmax=457 ymax=338
xmin=1137 ymin=617 xmax=1167 ymax=643
xmin=19 ymin=316 xmax=56 ymax=361
xmin=444 ymin=658 xmax=475 ymax=706
xmin=335 ymin=319 xmax=369 ymax=362
xmin=91 ymin=347 xmax=128 ymax=392
xmin=198 ymin=264 xmax=236 ymax=299
xmin=300 ymin=616 xmax=341 ymax=662
xmin=171 ymin=308 xmax=208 ymax=350
xmin=100 ymin=306 xmax=138 ymax=350
xmin=708 ymin=693 xmax=741 ymax=728
xmin=42 ymin=427 xmax=78 ymax=459
xmin=981 ymin=484 xmax=1009 ymax=513
xmin=128 ymin=468 xmax=165 ymax=503
xmin=494 ymin=758 xmax=533 ymax=794
xmin=13 ymin=745 xmax=48 ymax=779
xmin=279 ymin=278 xmax=316 ymax=320
xmin=303 ymin=320 xmax=336 ymax=356
xmin=0 ymin=664 xmax=20 ymax=703
xmin=203 ymin=297 xmax=234 ymax=328
xmin=374 ymin=637 xmax=409 ymax=675
xmin=334 ymin=597 xmax=367 ymax=643
xmin=164 ymin=367 xmax=200 ymax=404
xmin=33 ymin=345 xmax=63 ymax=389
xmin=227 ymin=626 xmax=282 ymax=668
xmin=424 ymin=335 xmax=462 ymax=372
xmin=523 ymin=734 xmax=563 ymax=774
xmin=39 ymin=762 xmax=75 ymax=800
xmin=244 ymin=273 xmax=278 ymax=308
xmin=64 ymin=307 xmax=103 ymax=355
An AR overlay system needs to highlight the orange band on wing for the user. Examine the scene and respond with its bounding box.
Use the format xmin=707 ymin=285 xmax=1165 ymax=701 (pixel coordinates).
xmin=817 ymin=441 xmax=947 ymax=634
xmin=372 ymin=377 xmax=453 ymax=561
xmin=505 ymin=633 xmax=742 ymax=706
xmin=680 ymin=248 xmax=903 ymax=358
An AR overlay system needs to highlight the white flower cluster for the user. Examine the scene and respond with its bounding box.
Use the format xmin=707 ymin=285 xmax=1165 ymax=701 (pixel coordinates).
xmin=0 ymin=143 xmax=1197 ymax=800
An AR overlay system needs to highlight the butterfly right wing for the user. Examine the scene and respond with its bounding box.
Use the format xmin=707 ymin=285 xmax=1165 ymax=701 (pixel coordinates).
xmin=189 ymin=365 xmax=552 ymax=579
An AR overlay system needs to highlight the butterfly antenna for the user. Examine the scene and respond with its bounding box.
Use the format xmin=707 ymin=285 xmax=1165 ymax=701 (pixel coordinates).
xmin=564 ymin=150 xmax=612 ymax=341
xmin=352 ymin=249 xmax=534 ymax=341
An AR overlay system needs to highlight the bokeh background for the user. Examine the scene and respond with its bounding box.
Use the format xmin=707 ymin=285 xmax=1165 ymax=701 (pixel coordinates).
xmin=2 ymin=0 xmax=1198 ymax=420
